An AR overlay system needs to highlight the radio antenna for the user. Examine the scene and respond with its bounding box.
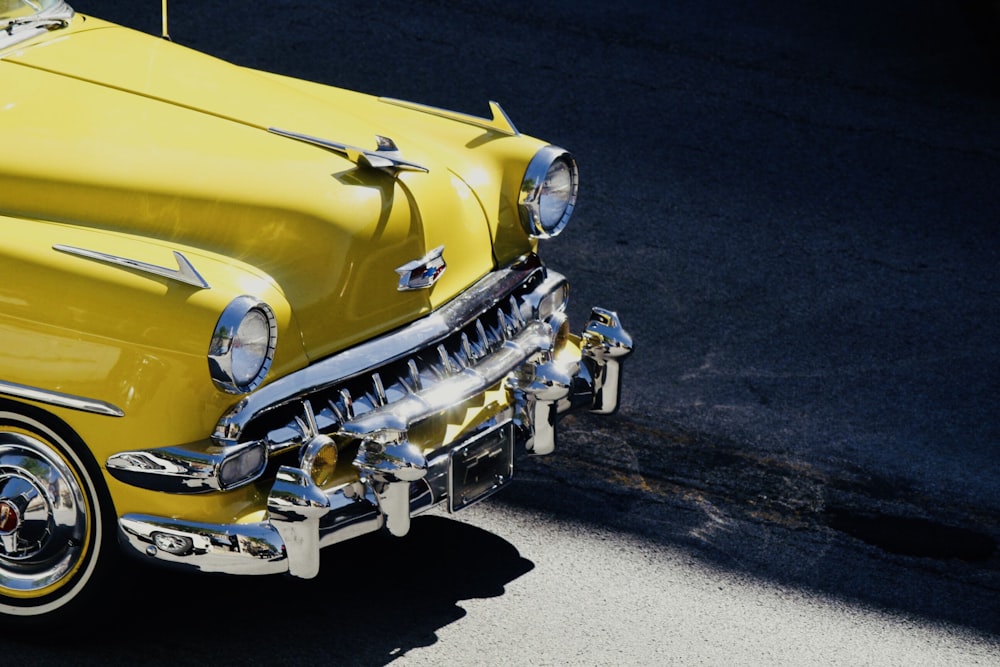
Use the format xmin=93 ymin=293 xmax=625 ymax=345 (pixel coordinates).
xmin=161 ymin=0 xmax=170 ymax=40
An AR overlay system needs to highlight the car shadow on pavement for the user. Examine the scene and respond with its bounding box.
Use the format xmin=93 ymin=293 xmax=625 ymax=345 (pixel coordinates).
xmin=497 ymin=412 xmax=1000 ymax=640
xmin=6 ymin=516 xmax=533 ymax=666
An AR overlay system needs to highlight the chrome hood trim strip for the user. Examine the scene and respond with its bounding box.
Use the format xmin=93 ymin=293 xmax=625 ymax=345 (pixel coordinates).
xmin=379 ymin=98 xmax=520 ymax=137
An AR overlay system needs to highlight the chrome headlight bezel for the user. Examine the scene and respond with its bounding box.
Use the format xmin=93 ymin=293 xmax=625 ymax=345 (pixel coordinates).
xmin=518 ymin=145 xmax=579 ymax=239
xmin=208 ymin=296 xmax=277 ymax=395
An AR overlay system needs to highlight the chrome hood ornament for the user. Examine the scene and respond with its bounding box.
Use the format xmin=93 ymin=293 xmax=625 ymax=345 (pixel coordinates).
xmin=268 ymin=128 xmax=428 ymax=174
xmin=395 ymin=245 xmax=446 ymax=291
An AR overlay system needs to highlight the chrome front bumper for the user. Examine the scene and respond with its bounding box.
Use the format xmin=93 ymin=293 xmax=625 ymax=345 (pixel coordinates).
xmin=120 ymin=411 xmax=518 ymax=579
xmin=117 ymin=257 xmax=632 ymax=578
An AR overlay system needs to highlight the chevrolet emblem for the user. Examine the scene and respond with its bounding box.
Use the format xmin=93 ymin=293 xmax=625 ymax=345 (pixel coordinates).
xmin=395 ymin=245 xmax=447 ymax=291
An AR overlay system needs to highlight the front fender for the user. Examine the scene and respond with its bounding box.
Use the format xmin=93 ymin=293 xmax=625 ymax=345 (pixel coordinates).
xmin=0 ymin=214 xmax=307 ymax=459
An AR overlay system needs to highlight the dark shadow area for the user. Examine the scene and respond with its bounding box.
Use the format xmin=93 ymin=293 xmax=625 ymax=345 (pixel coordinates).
xmin=496 ymin=413 xmax=1000 ymax=638
xmin=0 ymin=516 xmax=533 ymax=666
xmin=825 ymin=508 xmax=997 ymax=561
xmin=959 ymin=0 xmax=1000 ymax=63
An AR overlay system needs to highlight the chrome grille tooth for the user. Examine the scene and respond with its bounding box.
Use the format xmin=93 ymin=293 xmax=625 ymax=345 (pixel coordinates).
xmin=496 ymin=307 xmax=512 ymax=340
xmin=495 ymin=315 xmax=507 ymax=343
xmin=326 ymin=398 xmax=346 ymax=423
xmin=475 ymin=319 xmax=490 ymax=354
xmin=339 ymin=389 xmax=355 ymax=420
xmin=487 ymin=320 xmax=503 ymax=349
xmin=461 ymin=332 xmax=475 ymax=364
xmin=407 ymin=359 xmax=422 ymax=392
xmin=372 ymin=372 xmax=387 ymax=407
xmin=437 ymin=344 xmax=454 ymax=375
xmin=291 ymin=415 xmax=308 ymax=440
xmin=301 ymin=400 xmax=319 ymax=438
xmin=428 ymin=350 xmax=447 ymax=380
xmin=509 ymin=296 xmax=525 ymax=328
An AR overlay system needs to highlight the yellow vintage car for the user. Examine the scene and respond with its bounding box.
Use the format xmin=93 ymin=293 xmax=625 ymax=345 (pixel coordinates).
xmin=0 ymin=0 xmax=632 ymax=623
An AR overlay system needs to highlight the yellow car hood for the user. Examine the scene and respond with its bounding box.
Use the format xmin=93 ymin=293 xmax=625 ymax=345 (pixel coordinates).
xmin=0 ymin=16 xmax=504 ymax=360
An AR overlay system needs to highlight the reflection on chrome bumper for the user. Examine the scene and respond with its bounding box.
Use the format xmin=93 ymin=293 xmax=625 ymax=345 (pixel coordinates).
xmin=118 ymin=411 xmax=511 ymax=578
xmin=118 ymin=305 xmax=632 ymax=578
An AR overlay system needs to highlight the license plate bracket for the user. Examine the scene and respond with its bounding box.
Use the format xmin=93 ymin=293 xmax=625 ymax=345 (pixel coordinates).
xmin=448 ymin=421 xmax=514 ymax=513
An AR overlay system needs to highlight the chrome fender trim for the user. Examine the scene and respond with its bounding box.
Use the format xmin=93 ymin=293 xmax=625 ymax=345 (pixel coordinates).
xmin=0 ymin=380 xmax=124 ymax=418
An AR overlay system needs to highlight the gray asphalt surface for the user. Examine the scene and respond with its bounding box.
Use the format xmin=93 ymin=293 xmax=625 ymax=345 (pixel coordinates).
xmin=9 ymin=1 xmax=1000 ymax=665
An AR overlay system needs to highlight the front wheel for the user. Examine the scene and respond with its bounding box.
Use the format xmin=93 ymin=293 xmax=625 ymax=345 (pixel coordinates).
xmin=0 ymin=405 xmax=115 ymax=624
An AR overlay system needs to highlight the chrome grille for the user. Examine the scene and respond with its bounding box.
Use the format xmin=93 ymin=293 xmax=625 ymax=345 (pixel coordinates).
xmin=260 ymin=296 xmax=528 ymax=449
xmin=218 ymin=255 xmax=564 ymax=452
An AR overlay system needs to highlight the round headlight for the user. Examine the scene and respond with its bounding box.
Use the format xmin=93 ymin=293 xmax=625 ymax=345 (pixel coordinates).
xmin=209 ymin=296 xmax=277 ymax=394
xmin=518 ymin=145 xmax=579 ymax=239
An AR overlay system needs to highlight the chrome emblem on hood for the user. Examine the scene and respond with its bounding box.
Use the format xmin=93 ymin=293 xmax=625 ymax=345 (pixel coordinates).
xmin=395 ymin=245 xmax=447 ymax=291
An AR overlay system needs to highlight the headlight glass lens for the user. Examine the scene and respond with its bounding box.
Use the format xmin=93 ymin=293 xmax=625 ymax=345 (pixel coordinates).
xmin=539 ymin=159 xmax=574 ymax=226
xmin=232 ymin=309 xmax=271 ymax=386
xmin=519 ymin=146 xmax=578 ymax=239
xmin=209 ymin=296 xmax=277 ymax=394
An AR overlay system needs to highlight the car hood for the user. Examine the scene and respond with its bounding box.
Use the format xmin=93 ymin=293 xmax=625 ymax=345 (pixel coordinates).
xmin=0 ymin=15 xmax=507 ymax=361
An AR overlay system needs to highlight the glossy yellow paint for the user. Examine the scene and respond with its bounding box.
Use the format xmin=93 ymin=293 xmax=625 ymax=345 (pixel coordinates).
xmin=105 ymin=470 xmax=270 ymax=525
xmin=1 ymin=15 xmax=545 ymax=359
xmin=0 ymin=214 xmax=304 ymax=451
xmin=264 ymin=71 xmax=548 ymax=267
xmin=0 ymin=11 xmax=556 ymax=525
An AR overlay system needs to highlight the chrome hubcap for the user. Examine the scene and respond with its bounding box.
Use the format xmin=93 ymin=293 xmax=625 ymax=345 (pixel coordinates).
xmin=0 ymin=434 xmax=88 ymax=594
